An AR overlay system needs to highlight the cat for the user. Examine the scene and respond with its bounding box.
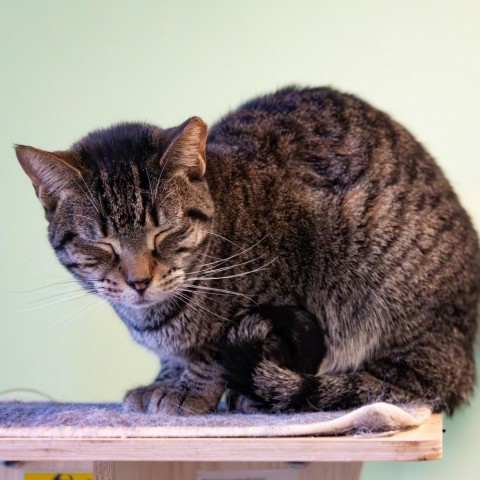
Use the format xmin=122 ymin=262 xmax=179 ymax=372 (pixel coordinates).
xmin=15 ymin=86 xmax=479 ymax=415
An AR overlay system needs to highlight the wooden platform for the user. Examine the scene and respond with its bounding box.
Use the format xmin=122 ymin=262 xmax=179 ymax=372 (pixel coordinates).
xmin=0 ymin=414 xmax=442 ymax=480
xmin=0 ymin=414 xmax=441 ymax=462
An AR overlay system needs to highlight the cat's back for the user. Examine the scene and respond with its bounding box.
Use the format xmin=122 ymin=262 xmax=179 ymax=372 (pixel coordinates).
xmin=208 ymin=87 xmax=480 ymax=339
xmin=208 ymin=86 xmax=346 ymax=160
xmin=208 ymin=86 xmax=417 ymax=189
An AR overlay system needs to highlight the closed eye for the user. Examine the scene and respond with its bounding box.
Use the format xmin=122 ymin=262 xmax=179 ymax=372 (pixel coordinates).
xmin=96 ymin=241 xmax=120 ymax=260
xmin=185 ymin=208 xmax=211 ymax=222
xmin=153 ymin=225 xmax=176 ymax=249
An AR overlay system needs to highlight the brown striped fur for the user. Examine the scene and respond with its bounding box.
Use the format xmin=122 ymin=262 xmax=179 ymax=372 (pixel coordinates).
xmin=16 ymin=87 xmax=479 ymax=414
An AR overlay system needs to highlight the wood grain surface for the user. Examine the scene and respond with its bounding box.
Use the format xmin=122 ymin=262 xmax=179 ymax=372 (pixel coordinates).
xmin=0 ymin=414 xmax=441 ymax=463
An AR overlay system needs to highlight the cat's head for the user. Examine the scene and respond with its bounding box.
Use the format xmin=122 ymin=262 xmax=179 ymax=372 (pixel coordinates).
xmin=15 ymin=117 xmax=214 ymax=309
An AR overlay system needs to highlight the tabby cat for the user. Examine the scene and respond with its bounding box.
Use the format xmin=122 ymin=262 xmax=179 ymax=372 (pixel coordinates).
xmin=16 ymin=87 xmax=479 ymax=415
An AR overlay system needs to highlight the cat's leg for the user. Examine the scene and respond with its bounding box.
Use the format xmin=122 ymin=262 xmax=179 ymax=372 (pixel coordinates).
xmin=124 ymin=352 xmax=224 ymax=415
xmin=220 ymin=305 xmax=326 ymax=412
xmin=231 ymin=330 xmax=474 ymax=413
xmin=250 ymin=361 xmax=417 ymax=412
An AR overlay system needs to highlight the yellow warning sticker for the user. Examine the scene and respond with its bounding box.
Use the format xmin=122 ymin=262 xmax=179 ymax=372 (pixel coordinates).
xmin=25 ymin=474 xmax=93 ymax=480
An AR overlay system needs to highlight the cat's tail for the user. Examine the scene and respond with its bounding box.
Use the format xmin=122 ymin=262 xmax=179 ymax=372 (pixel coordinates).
xmin=219 ymin=309 xmax=332 ymax=412
xmin=223 ymin=352 xmax=420 ymax=413
xmin=245 ymin=359 xmax=320 ymax=411
xmin=253 ymin=358 xmax=453 ymax=414
xmin=220 ymin=310 xmax=422 ymax=412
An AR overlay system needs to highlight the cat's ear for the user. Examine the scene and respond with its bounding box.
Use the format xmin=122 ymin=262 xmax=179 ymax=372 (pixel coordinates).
xmin=15 ymin=145 xmax=82 ymax=209
xmin=160 ymin=117 xmax=208 ymax=181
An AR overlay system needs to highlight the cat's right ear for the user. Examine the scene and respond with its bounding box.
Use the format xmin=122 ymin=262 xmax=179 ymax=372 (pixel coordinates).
xmin=159 ymin=117 xmax=208 ymax=181
xmin=15 ymin=145 xmax=82 ymax=210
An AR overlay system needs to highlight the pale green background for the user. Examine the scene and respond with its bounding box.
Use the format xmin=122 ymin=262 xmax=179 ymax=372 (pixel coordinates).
xmin=0 ymin=0 xmax=479 ymax=478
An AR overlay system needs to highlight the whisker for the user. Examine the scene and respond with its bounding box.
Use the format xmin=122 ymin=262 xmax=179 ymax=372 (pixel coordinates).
xmin=45 ymin=297 xmax=104 ymax=332
xmin=24 ymin=288 xmax=93 ymax=306
xmin=154 ymin=151 xmax=177 ymax=200
xmin=73 ymin=178 xmax=100 ymax=215
xmin=158 ymin=188 xmax=178 ymax=208
xmin=170 ymin=291 xmax=207 ymax=318
xmin=171 ymin=292 xmax=210 ymax=321
xmin=178 ymin=287 xmax=234 ymax=298
xmin=180 ymin=283 xmax=258 ymax=305
xmin=8 ymin=291 xmax=96 ymax=313
xmin=175 ymin=287 xmax=231 ymax=308
xmin=187 ymin=255 xmax=265 ymax=277
xmin=85 ymin=179 xmax=105 ymax=215
xmin=24 ymin=259 xmax=58 ymax=281
xmin=178 ymin=286 xmax=258 ymax=309
xmin=83 ymin=301 xmax=107 ymax=332
xmin=193 ymin=252 xmax=224 ymax=261
xmin=192 ymin=235 xmax=269 ymax=270
xmin=11 ymin=280 xmax=84 ymax=294
xmin=65 ymin=213 xmax=99 ymax=222
xmin=144 ymin=165 xmax=154 ymax=198
xmin=97 ymin=193 xmax=107 ymax=216
xmin=206 ymin=231 xmax=243 ymax=250
xmin=172 ymin=290 xmax=234 ymax=325
xmin=186 ymin=257 xmax=277 ymax=282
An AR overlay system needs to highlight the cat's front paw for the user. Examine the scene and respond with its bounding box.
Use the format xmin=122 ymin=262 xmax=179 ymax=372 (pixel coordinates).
xmin=123 ymin=383 xmax=216 ymax=415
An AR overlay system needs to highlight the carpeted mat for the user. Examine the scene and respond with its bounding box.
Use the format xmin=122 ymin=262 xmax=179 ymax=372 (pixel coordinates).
xmin=0 ymin=402 xmax=431 ymax=438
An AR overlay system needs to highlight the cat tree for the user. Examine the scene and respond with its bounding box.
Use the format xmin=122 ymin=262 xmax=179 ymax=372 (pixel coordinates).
xmin=0 ymin=402 xmax=442 ymax=480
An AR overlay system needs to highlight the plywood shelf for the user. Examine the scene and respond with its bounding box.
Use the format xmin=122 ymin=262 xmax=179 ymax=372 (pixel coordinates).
xmin=0 ymin=414 xmax=441 ymax=463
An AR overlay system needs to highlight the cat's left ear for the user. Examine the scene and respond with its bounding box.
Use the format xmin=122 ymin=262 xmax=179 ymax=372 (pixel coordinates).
xmin=160 ymin=117 xmax=208 ymax=181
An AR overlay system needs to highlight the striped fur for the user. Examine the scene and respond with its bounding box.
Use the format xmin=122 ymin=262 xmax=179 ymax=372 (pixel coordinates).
xmin=16 ymin=87 xmax=479 ymax=414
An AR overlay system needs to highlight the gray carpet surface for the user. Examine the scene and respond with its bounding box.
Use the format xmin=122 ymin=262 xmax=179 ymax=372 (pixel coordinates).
xmin=0 ymin=401 xmax=431 ymax=437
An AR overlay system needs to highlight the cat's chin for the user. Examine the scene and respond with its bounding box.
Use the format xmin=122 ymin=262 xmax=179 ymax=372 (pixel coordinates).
xmin=128 ymin=301 xmax=157 ymax=310
xmin=121 ymin=293 xmax=173 ymax=310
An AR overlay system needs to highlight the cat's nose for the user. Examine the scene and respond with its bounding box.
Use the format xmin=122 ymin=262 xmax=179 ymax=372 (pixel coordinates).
xmin=127 ymin=277 xmax=152 ymax=293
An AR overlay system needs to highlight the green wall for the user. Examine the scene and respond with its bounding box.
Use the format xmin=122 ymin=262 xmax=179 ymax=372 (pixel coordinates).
xmin=1 ymin=1 xmax=479 ymax=478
